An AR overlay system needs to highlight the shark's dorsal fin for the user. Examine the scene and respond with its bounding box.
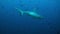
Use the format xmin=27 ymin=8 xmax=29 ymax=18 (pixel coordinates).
xmin=33 ymin=8 xmax=36 ymax=12
xmin=32 ymin=8 xmax=37 ymax=12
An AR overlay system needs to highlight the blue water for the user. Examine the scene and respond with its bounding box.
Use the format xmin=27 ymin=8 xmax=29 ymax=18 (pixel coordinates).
xmin=0 ymin=0 xmax=60 ymax=34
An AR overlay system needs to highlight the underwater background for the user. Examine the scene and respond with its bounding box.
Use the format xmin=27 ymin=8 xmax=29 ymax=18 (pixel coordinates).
xmin=0 ymin=0 xmax=60 ymax=34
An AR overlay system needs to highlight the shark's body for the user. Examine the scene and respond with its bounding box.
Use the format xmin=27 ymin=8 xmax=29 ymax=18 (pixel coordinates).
xmin=16 ymin=8 xmax=43 ymax=19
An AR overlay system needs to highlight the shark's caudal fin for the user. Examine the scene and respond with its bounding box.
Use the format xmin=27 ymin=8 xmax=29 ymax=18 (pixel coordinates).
xmin=16 ymin=8 xmax=24 ymax=16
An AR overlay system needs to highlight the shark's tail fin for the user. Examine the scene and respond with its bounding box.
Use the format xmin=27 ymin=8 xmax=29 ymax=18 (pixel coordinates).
xmin=16 ymin=8 xmax=24 ymax=16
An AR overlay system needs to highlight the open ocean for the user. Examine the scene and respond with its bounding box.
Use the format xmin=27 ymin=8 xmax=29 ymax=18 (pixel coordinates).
xmin=0 ymin=0 xmax=60 ymax=34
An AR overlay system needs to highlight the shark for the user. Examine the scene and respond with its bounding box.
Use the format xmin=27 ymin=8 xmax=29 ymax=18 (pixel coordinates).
xmin=16 ymin=8 xmax=43 ymax=19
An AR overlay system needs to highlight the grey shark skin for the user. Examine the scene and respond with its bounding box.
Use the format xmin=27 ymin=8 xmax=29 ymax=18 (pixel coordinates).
xmin=16 ymin=8 xmax=43 ymax=19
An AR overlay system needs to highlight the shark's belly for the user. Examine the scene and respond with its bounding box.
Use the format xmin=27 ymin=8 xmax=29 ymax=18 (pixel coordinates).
xmin=28 ymin=12 xmax=40 ymax=18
